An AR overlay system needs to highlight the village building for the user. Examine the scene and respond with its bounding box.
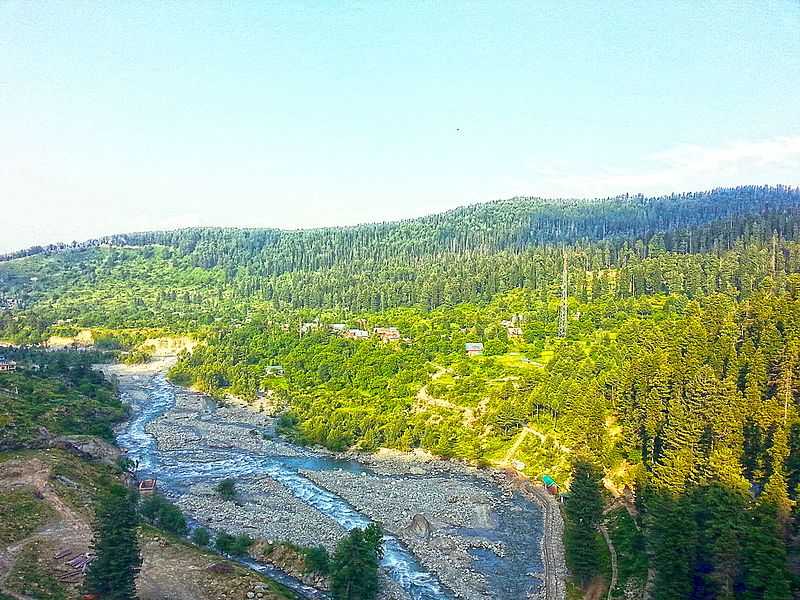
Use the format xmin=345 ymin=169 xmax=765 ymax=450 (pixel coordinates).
xmin=0 ymin=357 xmax=17 ymax=372
xmin=465 ymin=342 xmax=484 ymax=356
xmin=542 ymin=474 xmax=559 ymax=496
xmin=300 ymin=322 xmax=320 ymax=335
xmin=265 ymin=365 xmax=285 ymax=376
xmin=138 ymin=479 xmax=157 ymax=495
xmin=330 ymin=323 xmax=347 ymax=332
xmin=374 ymin=326 xmax=401 ymax=343
xmin=0 ymin=297 xmax=19 ymax=311
xmin=344 ymin=328 xmax=369 ymax=340
xmin=501 ymin=318 xmax=524 ymax=338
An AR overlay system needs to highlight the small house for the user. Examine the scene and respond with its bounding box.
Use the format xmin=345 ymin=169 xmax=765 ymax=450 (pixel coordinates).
xmin=300 ymin=322 xmax=320 ymax=335
xmin=330 ymin=323 xmax=347 ymax=332
xmin=265 ymin=365 xmax=285 ymax=376
xmin=465 ymin=342 xmax=484 ymax=356
xmin=138 ymin=479 xmax=157 ymax=495
xmin=374 ymin=327 xmax=401 ymax=343
xmin=501 ymin=319 xmax=523 ymax=337
xmin=0 ymin=357 xmax=17 ymax=372
xmin=542 ymin=474 xmax=559 ymax=496
xmin=345 ymin=329 xmax=369 ymax=340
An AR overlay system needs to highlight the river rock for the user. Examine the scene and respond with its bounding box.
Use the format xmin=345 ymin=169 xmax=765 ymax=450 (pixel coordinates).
xmin=470 ymin=502 xmax=497 ymax=529
xmin=405 ymin=513 xmax=433 ymax=540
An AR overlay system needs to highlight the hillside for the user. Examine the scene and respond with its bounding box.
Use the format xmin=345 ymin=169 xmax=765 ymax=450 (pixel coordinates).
xmin=3 ymin=185 xmax=800 ymax=598
xmin=0 ymin=357 xmax=298 ymax=600
xmin=0 ymin=450 xmax=296 ymax=600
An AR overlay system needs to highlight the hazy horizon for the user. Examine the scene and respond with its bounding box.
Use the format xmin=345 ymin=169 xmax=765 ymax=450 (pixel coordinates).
xmin=3 ymin=2 xmax=799 ymax=253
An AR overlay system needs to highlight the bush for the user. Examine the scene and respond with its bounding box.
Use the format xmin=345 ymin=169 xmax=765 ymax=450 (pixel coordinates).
xmin=303 ymin=545 xmax=330 ymax=575
xmin=216 ymin=478 xmax=237 ymax=502
xmin=122 ymin=348 xmax=152 ymax=365
xmin=139 ymin=494 xmax=187 ymax=537
xmin=215 ymin=531 xmax=253 ymax=556
xmin=192 ymin=527 xmax=210 ymax=547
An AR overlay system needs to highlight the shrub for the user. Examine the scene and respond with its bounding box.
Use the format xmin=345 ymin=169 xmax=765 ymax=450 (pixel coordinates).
xmin=215 ymin=531 xmax=253 ymax=556
xmin=303 ymin=545 xmax=330 ymax=574
xmin=216 ymin=478 xmax=237 ymax=502
xmin=139 ymin=494 xmax=187 ymax=537
xmin=192 ymin=527 xmax=210 ymax=547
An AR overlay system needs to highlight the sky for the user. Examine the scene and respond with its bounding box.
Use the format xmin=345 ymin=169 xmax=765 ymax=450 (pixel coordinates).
xmin=1 ymin=1 xmax=799 ymax=253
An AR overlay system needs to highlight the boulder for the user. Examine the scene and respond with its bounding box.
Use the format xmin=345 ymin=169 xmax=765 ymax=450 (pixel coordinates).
xmin=404 ymin=513 xmax=433 ymax=541
xmin=471 ymin=501 xmax=497 ymax=529
xmin=207 ymin=562 xmax=234 ymax=575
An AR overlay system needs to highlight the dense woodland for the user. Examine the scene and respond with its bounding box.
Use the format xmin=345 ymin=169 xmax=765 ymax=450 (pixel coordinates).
xmin=3 ymin=185 xmax=800 ymax=597
xmin=0 ymin=353 xmax=123 ymax=449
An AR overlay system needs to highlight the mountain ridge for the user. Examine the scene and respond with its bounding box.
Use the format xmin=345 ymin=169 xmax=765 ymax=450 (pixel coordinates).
xmin=5 ymin=184 xmax=799 ymax=263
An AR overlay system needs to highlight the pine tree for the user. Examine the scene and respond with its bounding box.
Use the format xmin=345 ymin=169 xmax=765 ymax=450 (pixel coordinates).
xmin=740 ymin=495 xmax=792 ymax=600
xmin=331 ymin=526 xmax=382 ymax=600
xmin=84 ymin=485 xmax=141 ymax=600
xmin=563 ymin=459 xmax=604 ymax=586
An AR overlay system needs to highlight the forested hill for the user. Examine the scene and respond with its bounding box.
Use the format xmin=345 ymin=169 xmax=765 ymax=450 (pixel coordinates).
xmin=3 ymin=185 xmax=800 ymax=333
xmin=6 ymin=184 xmax=800 ymax=597
xmin=107 ymin=186 xmax=800 ymax=265
xmin=4 ymin=186 xmax=799 ymax=269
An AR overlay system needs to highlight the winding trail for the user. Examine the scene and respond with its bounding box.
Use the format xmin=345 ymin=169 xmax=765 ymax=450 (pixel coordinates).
xmin=598 ymin=523 xmax=618 ymax=600
xmin=499 ymin=426 xmax=571 ymax=468
xmin=501 ymin=428 xmax=530 ymax=465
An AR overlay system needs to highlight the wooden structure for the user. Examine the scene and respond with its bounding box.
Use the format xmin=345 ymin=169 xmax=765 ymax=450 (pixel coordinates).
xmin=344 ymin=328 xmax=369 ymax=340
xmin=542 ymin=474 xmax=559 ymax=496
xmin=138 ymin=478 xmax=157 ymax=495
xmin=465 ymin=342 xmax=484 ymax=356
xmin=374 ymin=327 xmax=401 ymax=343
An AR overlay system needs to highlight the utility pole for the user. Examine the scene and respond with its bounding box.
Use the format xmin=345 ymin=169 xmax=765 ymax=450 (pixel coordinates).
xmin=558 ymin=252 xmax=568 ymax=339
xmin=772 ymin=231 xmax=778 ymax=275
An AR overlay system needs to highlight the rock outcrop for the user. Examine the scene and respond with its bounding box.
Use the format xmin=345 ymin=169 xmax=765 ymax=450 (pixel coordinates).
xmin=404 ymin=513 xmax=433 ymax=540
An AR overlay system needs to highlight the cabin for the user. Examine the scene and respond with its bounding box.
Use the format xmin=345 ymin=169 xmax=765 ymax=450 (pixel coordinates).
xmin=344 ymin=329 xmax=369 ymax=340
xmin=300 ymin=322 xmax=320 ymax=335
xmin=374 ymin=327 xmax=401 ymax=343
xmin=501 ymin=318 xmax=524 ymax=338
xmin=542 ymin=474 xmax=559 ymax=496
xmin=465 ymin=342 xmax=484 ymax=356
xmin=138 ymin=479 xmax=157 ymax=495
xmin=0 ymin=357 xmax=17 ymax=372
xmin=265 ymin=365 xmax=285 ymax=376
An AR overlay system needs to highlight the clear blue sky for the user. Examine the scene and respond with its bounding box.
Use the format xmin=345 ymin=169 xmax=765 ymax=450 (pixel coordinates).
xmin=2 ymin=1 xmax=799 ymax=252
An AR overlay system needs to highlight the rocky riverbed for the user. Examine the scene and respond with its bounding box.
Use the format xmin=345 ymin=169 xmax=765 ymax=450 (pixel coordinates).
xmin=107 ymin=361 xmax=549 ymax=600
xmin=302 ymin=464 xmax=545 ymax=599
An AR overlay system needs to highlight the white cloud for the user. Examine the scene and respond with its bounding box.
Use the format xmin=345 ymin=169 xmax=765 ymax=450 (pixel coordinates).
xmin=525 ymin=135 xmax=800 ymax=199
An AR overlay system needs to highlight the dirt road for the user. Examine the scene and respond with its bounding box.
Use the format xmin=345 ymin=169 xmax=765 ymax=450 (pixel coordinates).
xmin=516 ymin=481 xmax=567 ymax=600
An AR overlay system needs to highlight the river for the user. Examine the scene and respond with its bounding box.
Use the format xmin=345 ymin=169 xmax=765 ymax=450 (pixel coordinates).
xmin=109 ymin=362 xmax=547 ymax=600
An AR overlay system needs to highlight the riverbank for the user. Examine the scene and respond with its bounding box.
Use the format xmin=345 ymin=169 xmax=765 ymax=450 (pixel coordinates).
xmin=106 ymin=360 xmax=553 ymax=600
